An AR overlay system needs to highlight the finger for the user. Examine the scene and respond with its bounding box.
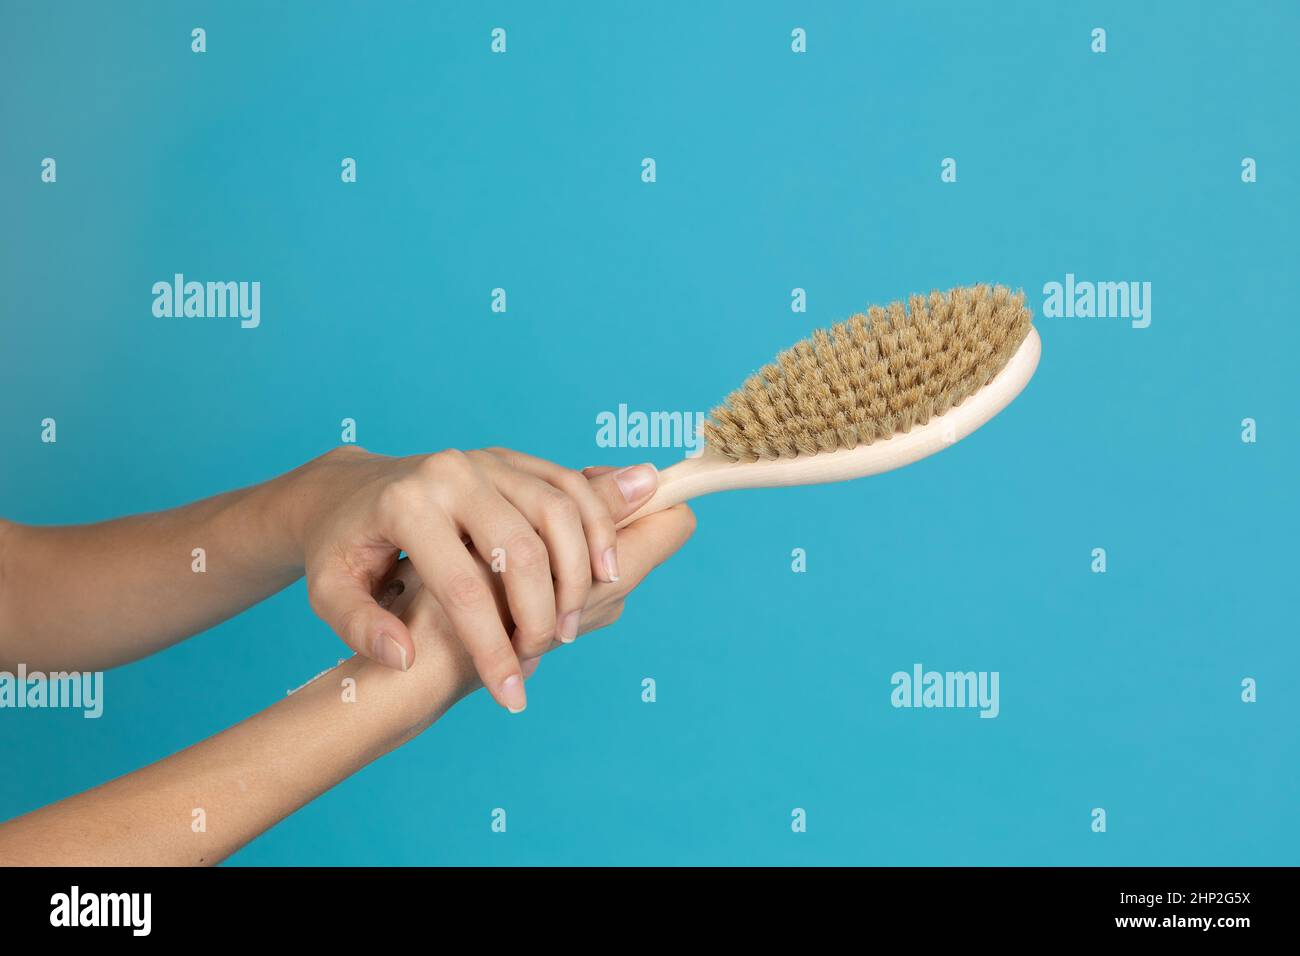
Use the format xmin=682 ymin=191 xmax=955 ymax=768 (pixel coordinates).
xmin=582 ymin=463 xmax=658 ymax=524
xmin=591 ymin=503 xmax=696 ymax=601
xmin=455 ymin=485 xmax=559 ymax=667
xmin=580 ymin=466 xmax=618 ymax=478
xmin=580 ymin=464 xmax=659 ymax=581
xmin=481 ymin=449 xmax=627 ymax=585
xmin=397 ymin=511 xmax=528 ymax=713
xmin=308 ymin=561 xmax=415 ymax=671
xmin=572 ymin=598 xmax=625 ymax=639
xmin=488 ymin=469 xmax=592 ymax=651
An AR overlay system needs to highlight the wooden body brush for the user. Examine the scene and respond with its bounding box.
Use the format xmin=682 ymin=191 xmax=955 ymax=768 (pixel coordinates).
xmin=617 ymin=284 xmax=1041 ymax=528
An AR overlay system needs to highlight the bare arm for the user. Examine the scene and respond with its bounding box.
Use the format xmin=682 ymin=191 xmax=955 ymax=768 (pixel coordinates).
xmin=0 ymin=473 xmax=305 ymax=673
xmin=0 ymin=507 xmax=694 ymax=866
xmin=0 ymin=447 xmax=661 ymax=716
xmin=0 ymin=638 xmax=470 ymax=866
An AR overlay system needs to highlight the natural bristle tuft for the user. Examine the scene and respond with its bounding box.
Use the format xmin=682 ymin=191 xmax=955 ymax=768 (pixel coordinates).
xmin=703 ymin=284 xmax=1033 ymax=462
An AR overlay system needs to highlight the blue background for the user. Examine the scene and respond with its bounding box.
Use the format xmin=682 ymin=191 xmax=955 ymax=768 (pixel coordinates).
xmin=2 ymin=1 xmax=1296 ymax=865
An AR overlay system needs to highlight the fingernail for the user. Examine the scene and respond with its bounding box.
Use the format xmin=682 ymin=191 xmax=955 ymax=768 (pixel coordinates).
xmin=559 ymin=610 xmax=581 ymax=644
xmin=501 ymin=674 xmax=527 ymax=713
xmin=602 ymin=546 xmax=620 ymax=583
xmin=374 ymin=633 xmax=408 ymax=671
xmin=613 ymin=463 xmax=657 ymax=504
xmin=521 ymin=658 xmax=541 ymax=679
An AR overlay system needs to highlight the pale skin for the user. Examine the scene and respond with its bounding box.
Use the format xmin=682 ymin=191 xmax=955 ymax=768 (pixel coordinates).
xmin=0 ymin=446 xmax=663 ymax=712
xmin=0 ymin=504 xmax=696 ymax=865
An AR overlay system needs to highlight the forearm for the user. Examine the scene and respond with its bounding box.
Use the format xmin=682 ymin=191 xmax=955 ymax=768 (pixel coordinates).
xmin=0 ymin=466 xmax=311 ymax=671
xmin=0 ymin=642 xmax=475 ymax=866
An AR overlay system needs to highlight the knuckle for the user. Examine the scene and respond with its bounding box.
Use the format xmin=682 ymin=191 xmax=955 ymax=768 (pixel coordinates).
xmin=376 ymin=477 xmax=421 ymax=515
xmin=473 ymin=643 xmax=520 ymax=679
xmin=553 ymin=467 xmax=588 ymax=494
xmin=554 ymin=550 xmax=593 ymax=593
xmin=542 ymin=487 xmax=581 ymax=523
xmin=517 ymin=640 xmax=552 ymax=661
xmin=592 ymin=511 xmax=617 ymax=539
xmin=503 ymin=531 xmax=549 ymax=573
xmin=557 ymin=469 xmax=605 ymax=509
xmin=443 ymin=570 xmax=491 ymax=610
xmin=420 ymin=448 xmax=472 ymax=480
xmin=516 ymin=625 xmax=555 ymax=654
xmin=558 ymin=557 xmax=593 ymax=591
xmin=323 ymin=444 xmax=367 ymax=461
xmin=510 ymin=603 xmax=558 ymax=650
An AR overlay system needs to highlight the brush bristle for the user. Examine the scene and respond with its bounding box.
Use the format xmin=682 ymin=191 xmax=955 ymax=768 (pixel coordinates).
xmin=702 ymin=284 xmax=1033 ymax=462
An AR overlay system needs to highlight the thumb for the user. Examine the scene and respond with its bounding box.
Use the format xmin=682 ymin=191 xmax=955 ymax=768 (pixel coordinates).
xmin=581 ymin=463 xmax=658 ymax=524
xmin=307 ymin=564 xmax=416 ymax=671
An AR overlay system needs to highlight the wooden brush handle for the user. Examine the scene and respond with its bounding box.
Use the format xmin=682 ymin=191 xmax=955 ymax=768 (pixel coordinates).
xmin=616 ymin=326 xmax=1042 ymax=529
xmin=615 ymin=453 xmax=731 ymax=528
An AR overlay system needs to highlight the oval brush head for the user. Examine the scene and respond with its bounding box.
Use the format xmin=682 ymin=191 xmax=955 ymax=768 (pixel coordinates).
xmin=705 ymin=284 xmax=1033 ymax=462
xmin=618 ymin=283 xmax=1041 ymax=527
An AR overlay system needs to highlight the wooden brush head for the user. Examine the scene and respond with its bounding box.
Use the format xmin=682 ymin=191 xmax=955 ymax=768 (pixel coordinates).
xmin=703 ymin=285 xmax=1034 ymax=462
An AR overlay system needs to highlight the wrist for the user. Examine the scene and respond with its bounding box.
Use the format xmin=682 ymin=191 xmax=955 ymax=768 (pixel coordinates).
xmin=233 ymin=473 xmax=309 ymax=578
xmin=275 ymin=445 xmax=379 ymax=557
xmin=378 ymin=568 xmax=482 ymax=721
xmin=271 ymin=456 xmax=322 ymax=559
xmin=263 ymin=448 xmax=355 ymax=569
xmin=359 ymin=642 xmax=479 ymax=735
